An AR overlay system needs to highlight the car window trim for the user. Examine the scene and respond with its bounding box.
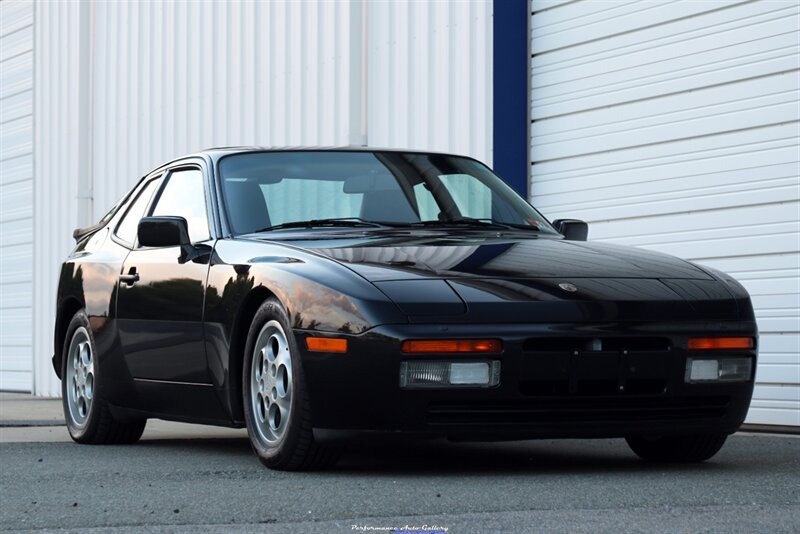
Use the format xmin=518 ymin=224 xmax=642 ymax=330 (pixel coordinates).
xmin=202 ymin=154 xmax=225 ymax=240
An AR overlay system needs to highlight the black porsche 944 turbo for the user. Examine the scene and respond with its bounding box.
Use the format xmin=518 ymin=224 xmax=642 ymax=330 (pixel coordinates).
xmin=54 ymin=148 xmax=757 ymax=470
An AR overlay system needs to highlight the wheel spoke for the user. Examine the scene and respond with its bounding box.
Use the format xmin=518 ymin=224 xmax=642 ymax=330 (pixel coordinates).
xmin=273 ymin=344 xmax=287 ymax=367
xmin=275 ymin=391 xmax=291 ymax=414
xmin=261 ymin=348 xmax=269 ymax=378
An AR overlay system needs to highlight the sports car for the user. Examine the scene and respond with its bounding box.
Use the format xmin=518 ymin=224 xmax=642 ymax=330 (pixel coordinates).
xmin=54 ymin=147 xmax=757 ymax=470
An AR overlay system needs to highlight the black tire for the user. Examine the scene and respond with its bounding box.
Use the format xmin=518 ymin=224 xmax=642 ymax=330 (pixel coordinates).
xmin=242 ymin=298 xmax=340 ymax=470
xmin=626 ymin=433 xmax=728 ymax=463
xmin=61 ymin=309 xmax=146 ymax=444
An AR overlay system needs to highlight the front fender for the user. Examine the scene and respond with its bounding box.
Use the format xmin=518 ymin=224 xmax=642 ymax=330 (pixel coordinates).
xmin=203 ymin=238 xmax=407 ymax=423
xmin=206 ymin=239 xmax=406 ymax=335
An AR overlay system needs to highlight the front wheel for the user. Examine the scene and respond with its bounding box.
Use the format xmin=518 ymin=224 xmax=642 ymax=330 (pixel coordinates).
xmin=626 ymin=433 xmax=728 ymax=463
xmin=242 ymin=298 xmax=340 ymax=470
xmin=62 ymin=310 xmax=146 ymax=444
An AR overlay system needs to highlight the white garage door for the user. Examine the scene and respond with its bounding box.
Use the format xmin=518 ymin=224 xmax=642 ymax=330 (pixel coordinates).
xmin=530 ymin=0 xmax=800 ymax=426
xmin=0 ymin=0 xmax=34 ymax=392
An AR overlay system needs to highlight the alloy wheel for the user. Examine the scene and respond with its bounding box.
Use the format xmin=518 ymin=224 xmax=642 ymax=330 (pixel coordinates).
xmin=65 ymin=327 xmax=94 ymax=427
xmin=250 ymin=320 xmax=293 ymax=444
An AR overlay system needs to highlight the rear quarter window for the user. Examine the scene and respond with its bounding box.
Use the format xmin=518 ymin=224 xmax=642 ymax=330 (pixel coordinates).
xmin=115 ymin=179 xmax=160 ymax=245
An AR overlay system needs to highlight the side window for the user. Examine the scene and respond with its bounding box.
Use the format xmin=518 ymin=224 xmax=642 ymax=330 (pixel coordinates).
xmin=150 ymin=168 xmax=210 ymax=243
xmin=115 ymin=179 xmax=160 ymax=245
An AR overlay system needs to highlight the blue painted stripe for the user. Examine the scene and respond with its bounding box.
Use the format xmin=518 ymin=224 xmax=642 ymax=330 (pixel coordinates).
xmin=492 ymin=0 xmax=529 ymax=198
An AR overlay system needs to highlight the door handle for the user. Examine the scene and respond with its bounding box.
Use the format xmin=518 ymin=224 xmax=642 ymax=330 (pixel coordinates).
xmin=120 ymin=268 xmax=140 ymax=286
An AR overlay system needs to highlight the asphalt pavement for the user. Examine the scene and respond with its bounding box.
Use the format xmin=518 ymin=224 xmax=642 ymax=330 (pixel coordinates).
xmin=1 ymin=393 xmax=798 ymax=533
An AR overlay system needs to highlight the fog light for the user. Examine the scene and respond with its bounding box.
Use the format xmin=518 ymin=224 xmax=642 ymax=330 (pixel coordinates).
xmin=399 ymin=361 xmax=500 ymax=389
xmin=685 ymin=357 xmax=752 ymax=383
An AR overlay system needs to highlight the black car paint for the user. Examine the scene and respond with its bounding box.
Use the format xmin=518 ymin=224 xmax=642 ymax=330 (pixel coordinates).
xmin=53 ymin=148 xmax=757 ymax=439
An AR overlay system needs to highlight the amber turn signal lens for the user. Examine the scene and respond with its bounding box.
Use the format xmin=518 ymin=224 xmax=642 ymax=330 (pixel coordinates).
xmin=687 ymin=337 xmax=754 ymax=350
xmin=306 ymin=337 xmax=348 ymax=353
xmin=401 ymin=339 xmax=502 ymax=354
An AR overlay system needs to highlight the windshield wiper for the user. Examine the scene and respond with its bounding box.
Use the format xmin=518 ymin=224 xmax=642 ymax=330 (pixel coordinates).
xmin=404 ymin=217 xmax=541 ymax=231
xmin=254 ymin=217 xmax=388 ymax=232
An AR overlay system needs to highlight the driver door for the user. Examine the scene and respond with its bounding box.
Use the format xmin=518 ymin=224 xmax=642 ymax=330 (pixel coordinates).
xmin=116 ymin=165 xmax=213 ymax=384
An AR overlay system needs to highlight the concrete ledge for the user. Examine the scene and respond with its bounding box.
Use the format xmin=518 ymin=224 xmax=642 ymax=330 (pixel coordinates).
xmin=740 ymin=423 xmax=800 ymax=435
xmin=0 ymin=419 xmax=65 ymax=427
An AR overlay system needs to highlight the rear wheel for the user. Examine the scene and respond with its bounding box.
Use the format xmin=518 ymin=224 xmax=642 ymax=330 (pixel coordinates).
xmin=242 ymin=298 xmax=340 ymax=470
xmin=626 ymin=433 xmax=728 ymax=463
xmin=62 ymin=310 xmax=146 ymax=444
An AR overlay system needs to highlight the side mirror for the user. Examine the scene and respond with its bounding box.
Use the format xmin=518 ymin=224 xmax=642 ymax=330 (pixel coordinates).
xmin=137 ymin=216 xmax=191 ymax=248
xmin=553 ymin=219 xmax=588 ymax=241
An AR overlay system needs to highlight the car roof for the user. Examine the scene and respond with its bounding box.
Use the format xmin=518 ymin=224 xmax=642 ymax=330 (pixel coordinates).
xmin=179 ymin=145 xmax=472 ymax=164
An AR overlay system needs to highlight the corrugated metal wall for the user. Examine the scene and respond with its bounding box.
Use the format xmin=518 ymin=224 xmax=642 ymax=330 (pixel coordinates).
xmin=0 ymin=0 xmax=34 ymax=392
xmin=29 ymin=0 xmax=492 ymax=396
xmin=32 ymin=0 xmax=86 ymax=397
xmin=530 ymin=0 xmax=800 ymax=426
xmin=367 ymin=0 xmax=492 ymax=161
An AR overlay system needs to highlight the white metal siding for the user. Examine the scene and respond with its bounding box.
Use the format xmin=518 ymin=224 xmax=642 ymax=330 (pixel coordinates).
xmin=367 ymin=0 xmax=492 ymax=163
xmin=30 ymin=1 xmax=492 ymax=396
xmin=87 ymin=0 xmax=367 ymax=216
xmin=0 ymin=0 xmax=34 ymax=392
xmin=530 ymin=0 xmax=800 ymax=426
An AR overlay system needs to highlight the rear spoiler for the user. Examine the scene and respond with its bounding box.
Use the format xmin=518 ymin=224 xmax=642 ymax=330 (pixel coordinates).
xmin=71 ymin=174 xmax=146 ymax=242
xmin=72 ymin=222 xmax=104 ymax=242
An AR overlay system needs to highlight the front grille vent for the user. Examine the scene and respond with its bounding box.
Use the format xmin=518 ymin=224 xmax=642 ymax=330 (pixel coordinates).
xmin=519 ymin=378 xmax=667 ymax=396
xmin=518 ymin=336 xmax=674 ymax=397
xmin=523 ymin=337 xmax=671 ymax=353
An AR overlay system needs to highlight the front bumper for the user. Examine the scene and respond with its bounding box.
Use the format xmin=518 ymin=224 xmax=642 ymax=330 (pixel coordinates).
xmin=298 ymin=321 xmax=757 ymax=440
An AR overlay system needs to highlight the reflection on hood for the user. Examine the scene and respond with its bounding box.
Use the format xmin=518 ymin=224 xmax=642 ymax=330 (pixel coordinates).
xmin=310 ymin=236 xmax=711 ymax=281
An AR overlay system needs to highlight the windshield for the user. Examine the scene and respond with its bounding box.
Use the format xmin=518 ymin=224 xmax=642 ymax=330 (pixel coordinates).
xmin=219 ymin=151 xmax=558 ymax=236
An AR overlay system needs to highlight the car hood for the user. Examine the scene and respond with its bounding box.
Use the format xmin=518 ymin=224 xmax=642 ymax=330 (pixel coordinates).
xmin=287 ymin=233 xmax=713 ymax=282
xmin=252 ymin=232 xmax=743 ymax=322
